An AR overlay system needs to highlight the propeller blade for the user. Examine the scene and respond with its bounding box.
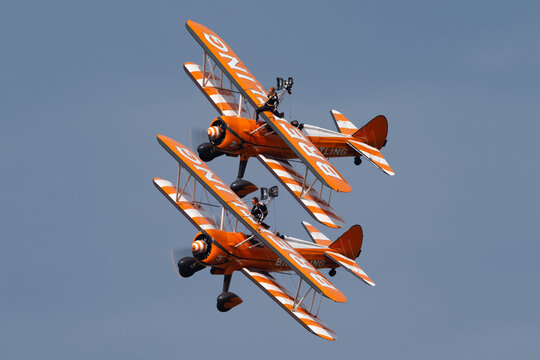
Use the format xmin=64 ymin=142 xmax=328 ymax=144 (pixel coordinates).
xmin=189 ymin=127 xmax=207 ymax=150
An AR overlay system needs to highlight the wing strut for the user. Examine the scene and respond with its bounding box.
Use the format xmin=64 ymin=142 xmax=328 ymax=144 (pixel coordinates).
xmin=220 ymin=207 xmax=225 ymax=230
xmin=301 ymin=176 xmax=319 ymax=199
xmin=175 ymin=165 xmax=181 ymax=201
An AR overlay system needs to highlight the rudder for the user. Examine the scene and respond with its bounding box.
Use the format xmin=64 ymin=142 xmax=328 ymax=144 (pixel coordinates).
xmin=352 ymin=115 xmax=388 ymax=150
xmin=328 ymin=225 xmax=363 ymax=260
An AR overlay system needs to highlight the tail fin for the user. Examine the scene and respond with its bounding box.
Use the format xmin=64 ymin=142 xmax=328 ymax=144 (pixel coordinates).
xmin=352 ymin=115 xmax=388 ymax=150
xmin=328 ymin=225 xmax=363 ymax=260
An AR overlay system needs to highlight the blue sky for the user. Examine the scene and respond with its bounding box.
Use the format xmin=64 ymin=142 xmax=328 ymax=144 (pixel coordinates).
xmin=1 ymin=0 xmax=539 ymax=358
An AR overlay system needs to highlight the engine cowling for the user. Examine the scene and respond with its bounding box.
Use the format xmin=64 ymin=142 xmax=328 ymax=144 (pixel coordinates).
xmin=191 ymin=232 xmax=229 ymax=267
xmin=207 ymin=117 xmax=245 ymax=151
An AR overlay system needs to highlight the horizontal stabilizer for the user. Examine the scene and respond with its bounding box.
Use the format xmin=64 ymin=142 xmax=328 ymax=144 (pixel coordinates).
xmin=257 ymin=155 xmax=345 ymax=228
xmin=324 ymin=251 xmax=375 ymax=286
xmin=347 ymin=140 xmax=395 ymax=176
xmin=330 ymin=110 xmax=358 ymax=135
xmin=241 ymin=268 xmax=337 ymax=340
xmin=301 ymin=221 xmax=332 ymax=246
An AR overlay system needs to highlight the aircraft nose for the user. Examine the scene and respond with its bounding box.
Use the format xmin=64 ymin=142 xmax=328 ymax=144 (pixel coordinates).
xmin=192 ymin=239 xmax=208 ymax=254
xmin=207 ymin=126 xmax=223 ymax=140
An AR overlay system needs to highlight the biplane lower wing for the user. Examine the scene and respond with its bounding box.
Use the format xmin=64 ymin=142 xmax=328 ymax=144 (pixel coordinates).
xmin=324 ymin=251 xmax=375 ymax=286
xmin=157 ymin=135 xmax=346 ymax=303
xmin=257 ymin=155 xmax=344 ymax=229
xmin=184 ymin=62 xmax=249 ymax=117
xmin=153 ymin=178 xmax=220 ymax=232
xmin=263 ymin=115 xmax=352 ymax=193
xmin=347 ymin=140 xmax=395 ymax=176
xmin=241 ymin=268 xmax=337 ymax=341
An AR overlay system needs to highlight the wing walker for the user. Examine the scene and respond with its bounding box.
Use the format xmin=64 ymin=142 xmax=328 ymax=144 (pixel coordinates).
xmin=152 ymin=20 xmax=396 ymax=340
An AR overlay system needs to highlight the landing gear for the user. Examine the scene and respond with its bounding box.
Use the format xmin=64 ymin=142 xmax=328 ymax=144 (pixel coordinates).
xmin=216 ymin=274 xmax=243 ymax=312
xmin=354 ymin=156 xmax=362 ymax=166
xmin=230 ymin=157 xmax=258 ymax=198
xmin=177 ymin=257 xmax=205 ymax=278
xmin=329 ymin=268 xmax=337 ymax=277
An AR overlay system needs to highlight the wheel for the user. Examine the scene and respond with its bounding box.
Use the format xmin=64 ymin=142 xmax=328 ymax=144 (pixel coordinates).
xmin=354 ymin=156 xmax=362 ymax=166
xmin=329 ymin=268 xmax=337 ymax=277
xmin=216 ymin=292 xmax=243 ymax=312
xmin=230 ymin=179 xmax=258 ymax=198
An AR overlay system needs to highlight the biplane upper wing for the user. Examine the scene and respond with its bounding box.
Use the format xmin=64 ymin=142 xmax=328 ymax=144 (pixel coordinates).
xmin=186 ymin=20 xmax=351 ymax=193
xmin=184 ymin=62 xmax=249 ymax=118
xmin=257 ymin=155 xmax=344 ymax=229
xmin=347 ymin=139 xmax=395 ymax=176
xmin=324 ymin=251 xmax=375 ymax=286
xmin=241 ymin=268 xmax=337 ymax=341
xmin=153 ymin=177 xmax=219 ymax=232
xmin=186 ymin=20 xmax=267 ymax=109
xmin=263 ymin=116 xmax=352 ymax=193
xmin=157 ymin=135 xmax=346 ymax=303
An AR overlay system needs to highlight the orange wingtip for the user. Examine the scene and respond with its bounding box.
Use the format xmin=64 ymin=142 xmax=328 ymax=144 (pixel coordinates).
xmin=185 ymin=20 xmax=267 ymax=109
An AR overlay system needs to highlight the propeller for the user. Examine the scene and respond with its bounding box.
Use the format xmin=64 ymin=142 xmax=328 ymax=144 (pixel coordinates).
xmin=170 ymin=244 xmax=193 ymax=265
xmin=189 ymin=127 xmax=208 ymax=150
xmin=170 ymin=235 xmax=212 ymax=278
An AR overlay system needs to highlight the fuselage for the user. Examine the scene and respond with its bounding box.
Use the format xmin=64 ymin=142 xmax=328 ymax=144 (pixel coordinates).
xmin=208 ymin=116 xmax=358 ymax=160
xmin=193 ymin=229 xmax=337 ymax=275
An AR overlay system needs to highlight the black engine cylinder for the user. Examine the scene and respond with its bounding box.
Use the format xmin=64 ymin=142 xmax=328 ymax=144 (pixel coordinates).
xmin=197 ymin=142 xmax=224 ymax=162
xmin=177 ymin=257 xmax=205 ymax=278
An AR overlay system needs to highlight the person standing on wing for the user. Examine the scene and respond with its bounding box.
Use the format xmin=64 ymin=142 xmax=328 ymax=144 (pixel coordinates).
xmin=255 ymin=87 xmax=284 ymax=121
xmin=250 ymin=197 xmax=270 ymax=229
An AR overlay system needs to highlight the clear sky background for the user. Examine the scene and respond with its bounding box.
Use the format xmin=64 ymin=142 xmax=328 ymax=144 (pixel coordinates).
xmin=1 ymin=0 xmax=539 ymax=358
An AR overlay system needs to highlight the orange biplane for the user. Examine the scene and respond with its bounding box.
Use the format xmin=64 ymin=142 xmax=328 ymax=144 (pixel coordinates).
xmin=184 ymin=20 xmax=395 ymax=229
xmin=153 ymin=135 xmax=375 ymax=340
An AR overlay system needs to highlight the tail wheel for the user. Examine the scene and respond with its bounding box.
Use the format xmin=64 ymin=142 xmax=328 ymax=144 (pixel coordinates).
xmin=329 ymin=268 xmax=337 ymax=277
